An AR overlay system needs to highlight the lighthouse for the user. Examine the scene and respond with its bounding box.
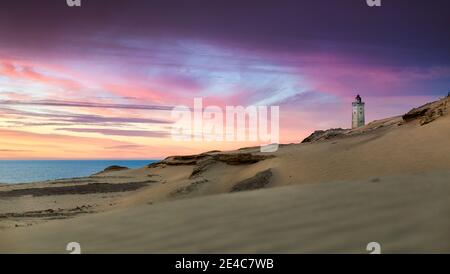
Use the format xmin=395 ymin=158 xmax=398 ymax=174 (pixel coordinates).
xmin=352 ymin=94 xmax=365 ymax=128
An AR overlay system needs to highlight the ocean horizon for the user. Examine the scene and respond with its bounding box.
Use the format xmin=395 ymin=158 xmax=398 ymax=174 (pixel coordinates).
xmin=0 ymin=160 xmax=159 ymax=184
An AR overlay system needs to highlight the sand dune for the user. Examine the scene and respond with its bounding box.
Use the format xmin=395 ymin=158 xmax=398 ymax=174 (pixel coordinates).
xmin=2 ymin=172 xmax=450 ymax=253
xmin=0 ymin=96 xmax=449 ymax=253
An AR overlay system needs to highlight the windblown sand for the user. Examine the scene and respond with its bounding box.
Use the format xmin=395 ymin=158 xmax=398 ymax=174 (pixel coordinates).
xmin=0 ymin=97 xmax=449 ymax=253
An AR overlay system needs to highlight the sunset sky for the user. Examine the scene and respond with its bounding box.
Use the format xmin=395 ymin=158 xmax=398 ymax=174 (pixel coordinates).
xmin=0 ymin=0 xmax=449 ymax=159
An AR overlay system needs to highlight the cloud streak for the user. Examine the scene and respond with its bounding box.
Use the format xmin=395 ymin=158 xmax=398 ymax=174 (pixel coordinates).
xmin=0 ymin=99 xmax=174 ymax=111
xmin=55 ymin=128 xmax=169 ymax=138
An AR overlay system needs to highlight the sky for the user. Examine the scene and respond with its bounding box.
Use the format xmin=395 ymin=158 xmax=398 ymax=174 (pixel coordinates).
xmin=0 ymin=0 xmax=449 ymax=159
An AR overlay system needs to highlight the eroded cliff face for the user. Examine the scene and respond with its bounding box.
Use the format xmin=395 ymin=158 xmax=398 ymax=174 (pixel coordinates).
xmin=301 ymin=128 xmax=350 ymax=143
xmin=402 ymin=96 xmax=449 ymax=125
xmin=149 ymin=152 xmax=275 ymax=179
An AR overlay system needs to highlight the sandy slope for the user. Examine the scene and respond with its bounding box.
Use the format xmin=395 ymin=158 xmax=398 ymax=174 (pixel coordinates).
xmin=1 ymin=172 xmax=450 ymax=253
xmin=0 ymin=96 xmax=449 ymax=253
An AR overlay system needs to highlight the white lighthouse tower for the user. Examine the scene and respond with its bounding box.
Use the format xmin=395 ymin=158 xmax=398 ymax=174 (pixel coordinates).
xmin=352 ymin=94 xmax=365 ymax=128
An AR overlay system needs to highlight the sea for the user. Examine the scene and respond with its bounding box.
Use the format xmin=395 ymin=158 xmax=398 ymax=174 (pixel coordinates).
xmin=0 ymin=160 xmax=158 ymax=184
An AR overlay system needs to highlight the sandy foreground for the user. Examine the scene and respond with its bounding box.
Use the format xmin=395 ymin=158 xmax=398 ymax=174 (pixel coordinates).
xmin=0 ymin=97 xmax=449 ymax=253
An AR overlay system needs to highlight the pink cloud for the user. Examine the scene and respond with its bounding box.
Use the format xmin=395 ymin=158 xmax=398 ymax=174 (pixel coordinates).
xmin=1 ymin=61 xmax=83 ymax=91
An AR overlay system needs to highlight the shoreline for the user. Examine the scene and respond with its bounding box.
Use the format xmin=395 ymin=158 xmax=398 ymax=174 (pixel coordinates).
xmin=0 ymin=160 xmax=159 ymax=185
